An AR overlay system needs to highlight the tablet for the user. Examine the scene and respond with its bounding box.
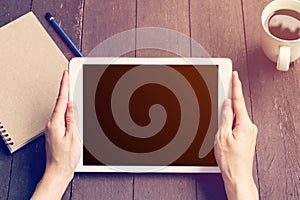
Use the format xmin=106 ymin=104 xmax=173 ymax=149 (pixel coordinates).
xmin=69 ymin=57 xmax=232 ymax=173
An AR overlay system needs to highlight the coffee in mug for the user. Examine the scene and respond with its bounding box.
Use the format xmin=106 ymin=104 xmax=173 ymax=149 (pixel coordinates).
xmin=261 ymin=0 xmax=300 ymax=71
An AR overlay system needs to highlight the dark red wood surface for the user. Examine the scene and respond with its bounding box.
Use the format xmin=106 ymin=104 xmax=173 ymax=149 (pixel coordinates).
xmin=0 ymin=0 xmax=299 ymax=199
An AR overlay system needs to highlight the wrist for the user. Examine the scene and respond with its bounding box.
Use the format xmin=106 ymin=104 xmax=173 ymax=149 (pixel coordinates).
xmin=43 ymin=167 xmax=73 ymax=187
xmin=31 ymin=168 xmax=73 ymax=200
xmin=222 ymin=169 xmax=253 ymax=185
xmin=45 ymin=162 xmax=74 ymax=183
xmin=223 ymin=175 xmax=258 ymax=200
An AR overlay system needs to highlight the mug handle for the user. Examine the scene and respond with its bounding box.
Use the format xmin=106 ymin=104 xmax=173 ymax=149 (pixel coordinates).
xmin=277 ymin=46 xmax=290 ymax=71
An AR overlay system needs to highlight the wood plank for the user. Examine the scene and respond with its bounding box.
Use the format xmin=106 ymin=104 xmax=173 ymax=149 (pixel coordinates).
xmin=71 ymin=0 xmax=136 ymax=199
xmin=190 ymin=0 xmax=254 ymax=199
xmin=190 ymin=0 xmax=250 ymax=112
xmin=0 ymin=0 xmax=31 ymax=27
xmin=134 ymin=0 xmax=197 ymax=200
xmin=32 ymin=0 xmax=84 ymax=60
xmin=72 ymin=174 xmax=133 ymax=200
xmin=81 ymin=0 xmax=136 ymax=56
xmin=0 ymin=137 xmax=12 ymax=200
xmin=0 ymin=1 xmax=31 ymax=199
xmin=196 ymin=174 xmax=227 ymax=199
xmin=242 ymin=0 xmax=300 ymax=199
xmin=136 ymin=0 xmax=190 ymax=57
xmin=8 ymin=136 xmax=46 ymax=200
xmin=6 ymin=1 xmax=84 ymax=199
xmin=134 ymin=174 xmax=196 ymax=200
xmin=31 ymin=1 xmax=84 ymax=198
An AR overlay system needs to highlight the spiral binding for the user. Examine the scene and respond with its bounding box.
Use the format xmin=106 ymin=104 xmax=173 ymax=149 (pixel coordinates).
xmin=0 ymin=122 xmax=14 ymax=146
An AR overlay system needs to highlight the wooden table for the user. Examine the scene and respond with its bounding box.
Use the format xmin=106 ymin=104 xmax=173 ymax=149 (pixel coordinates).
xmin=1 ymin=0 xmax=300 ymax=199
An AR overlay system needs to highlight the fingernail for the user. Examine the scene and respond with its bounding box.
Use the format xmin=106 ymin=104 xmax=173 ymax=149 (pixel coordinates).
xmin=233 ymin=71 xmax=239 ymax=79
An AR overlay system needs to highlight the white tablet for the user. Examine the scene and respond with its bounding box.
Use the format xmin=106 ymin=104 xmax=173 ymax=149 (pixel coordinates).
xmin=69 ymin=57 xmax=232 ymax=173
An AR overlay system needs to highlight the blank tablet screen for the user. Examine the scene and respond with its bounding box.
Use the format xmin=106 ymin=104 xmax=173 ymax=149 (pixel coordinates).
xmin=82 ymin=64 xmax=218 ymax=166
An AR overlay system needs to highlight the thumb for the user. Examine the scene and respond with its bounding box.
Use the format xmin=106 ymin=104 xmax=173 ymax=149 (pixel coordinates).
xmin=219 ymin=99 xmax=234 ymax=138
xmin=65 ymin=101 xmax=75 ymax=136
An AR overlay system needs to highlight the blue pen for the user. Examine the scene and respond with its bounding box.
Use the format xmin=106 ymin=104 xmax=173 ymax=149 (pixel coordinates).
xmin=45 ymin=12 xmax=83 ymax=57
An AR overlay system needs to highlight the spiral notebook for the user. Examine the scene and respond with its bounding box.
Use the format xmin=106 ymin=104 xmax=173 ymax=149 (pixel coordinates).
xmin=0 ymin=12 xmax=68 ymax=153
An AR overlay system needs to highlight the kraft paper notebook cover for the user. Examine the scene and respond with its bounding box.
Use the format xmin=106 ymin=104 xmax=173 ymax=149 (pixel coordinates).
xmin=0 ymin=12 xmax=68 ymax=153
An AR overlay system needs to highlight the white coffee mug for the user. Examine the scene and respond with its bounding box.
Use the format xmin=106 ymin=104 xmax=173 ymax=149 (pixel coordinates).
xmin=261 ymin=0 xmax=300 ymax=71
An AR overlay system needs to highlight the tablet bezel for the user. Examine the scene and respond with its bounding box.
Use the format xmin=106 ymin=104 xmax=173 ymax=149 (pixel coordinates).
xmin=69 ymin=57 xmax=232 ymax=173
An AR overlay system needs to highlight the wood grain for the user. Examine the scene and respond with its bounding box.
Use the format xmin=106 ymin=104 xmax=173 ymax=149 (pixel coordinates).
xmin=71 ymin=0 xmax=136 ymax=198
xmin=0 ymin=137 xmax=12 ymax=200
xmin=31 ymin=1 xmax=84 ymax=199
xmin=2 ymin=1 xmax=84 ymax=199
xmin=0 ymin=0 xmax=31 ymax=27
xmin=242 ymin=0 xmax=300 ymax=199
xmin=72 ymin=174 xmax=133 ymax=200
xmin=134 ymin=0 xmax=198 ymax=199
xmin=8 ymin=136 xmax=46 ymax=200
xmin=196 ymin=174 xmax=227 ymax=200
xmin=136 ymin=0 xmax=190 ymax=57
xmin=81 ymin=0 xmax=136 ymax=56
xmin=190 ymin=0 xmax=250 ymax=110
xmin=2 ymin=0 xmax=300 ymax=199
xmin=0 ymin=1 xmax=31 ymax=199
xmin=190 ymin=0 xmax=253 ymax=198
xmin=134 ymin=174 xmax=196 ymax=200
xmin=32 ymin=0 xmax=84 ymax=60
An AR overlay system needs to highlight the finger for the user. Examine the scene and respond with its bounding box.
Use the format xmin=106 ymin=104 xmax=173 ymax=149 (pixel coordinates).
xmin=232 ymin=71 xmax=249 ymax=124
xmin=73 ymin=103 xmax=79 ymax=126
xmin=219 ymin=99 xmax=234 ymax=140
xmin=65 ymin=101 xmax=76 ymax=137
xmin=52 ymin=71 xmax=69 ymax=120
